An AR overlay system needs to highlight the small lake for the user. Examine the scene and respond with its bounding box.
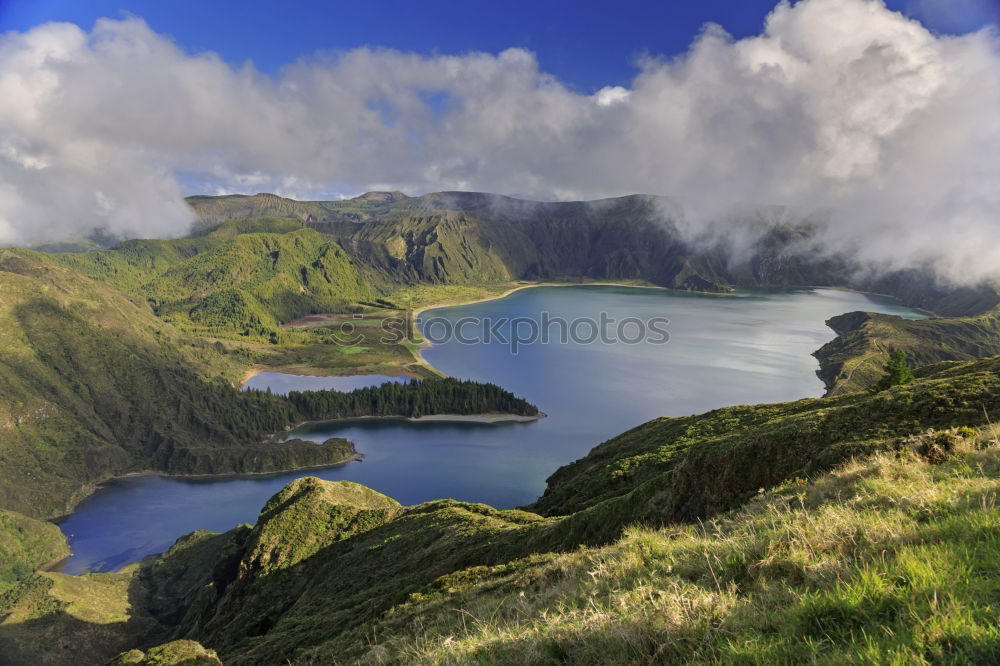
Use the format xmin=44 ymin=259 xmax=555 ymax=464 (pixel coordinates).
xmin=242 ymin=372 xmax=407 ymax=394
xmin=58 ymin=286 xmax=926 ymax=573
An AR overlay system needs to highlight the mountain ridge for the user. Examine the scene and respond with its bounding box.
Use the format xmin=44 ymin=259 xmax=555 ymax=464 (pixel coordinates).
xmin=183 ymin=191 xmax=1000 ymax=317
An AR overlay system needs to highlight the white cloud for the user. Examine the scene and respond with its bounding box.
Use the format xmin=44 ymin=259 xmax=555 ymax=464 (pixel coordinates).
xmin=0 ymin=0 xmax=998 ymax=283
xmin=593 ymin=86 xmax=630 ymax=106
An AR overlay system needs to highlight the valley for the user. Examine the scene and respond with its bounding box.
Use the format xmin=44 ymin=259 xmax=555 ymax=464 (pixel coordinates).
xmin=6 ymin=1 xmax=1000 ymax=662
xmin=1 ymin=190 xmax=999 ymax=665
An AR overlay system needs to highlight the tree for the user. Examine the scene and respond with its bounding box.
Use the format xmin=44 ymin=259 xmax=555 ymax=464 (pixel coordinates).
xmin=871 ymin=349 xmax=915 ymax=393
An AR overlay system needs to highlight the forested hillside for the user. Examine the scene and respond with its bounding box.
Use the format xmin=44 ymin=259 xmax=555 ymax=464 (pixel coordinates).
xmin=0 ymin=249 xmax=535 ymax=519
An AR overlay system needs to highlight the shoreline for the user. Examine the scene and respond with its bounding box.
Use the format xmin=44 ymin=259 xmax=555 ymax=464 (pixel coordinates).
xmin=409 ymin=279 xmax=666 ymax=321
xmin=52 ymin=451 xmax=365 ymax=525
xmin=238 ymin=367 xmax=419 ymax=390
xmin=238 ymin=280 xmax=668 ymax=386
xmin=271 ymin=411 xmax=544 ymax=440
xmin=277 ymin=412 xmax=545 ymax=434
xmin=48 ymin=282 xmax=924 ymax=566
xmin=53 ymin=408 xmax=544 ymax=523
xmin=239 ymin=280 xmax=922 ymax=385
xmin=409 ymin=412 xmax=542 ymax=423
xmin=407 ymin=280 xmax=668 ymax=375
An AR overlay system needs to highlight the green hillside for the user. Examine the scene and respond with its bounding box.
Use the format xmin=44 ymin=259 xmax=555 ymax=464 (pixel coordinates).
xmin=0 ymin=250 xmax=355 ymax=518
xmin=185 ymin=191 xmax=409 ymax=229
xmin=0 ymin=249 xmax=535 ymax=520
xmin=3 ymin=190 xmax=1000 ymax=664
xmin=185 ymin=191 xmax=1000 ymax=318
xmin=0 ymin=510 xmax=68 ymax=600
xmin=181 ymin=191 xmax=1000 ymax=384
xmin=35 ymin=191 xmax=1000 ymax=389
xmin=341 ymin=434 xmax=1000 ymax=664
xmin=48 ymin=221 xmax=391 ymax=339
xmin=815 ymin=306 xmax=1000 ymax=394
xmin=4 ymin=355 xmax=1000 ymax=664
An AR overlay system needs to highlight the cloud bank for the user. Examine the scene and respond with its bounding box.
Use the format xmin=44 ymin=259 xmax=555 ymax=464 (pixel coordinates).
xmin=0 ymin=0 xmax=998 ymax=282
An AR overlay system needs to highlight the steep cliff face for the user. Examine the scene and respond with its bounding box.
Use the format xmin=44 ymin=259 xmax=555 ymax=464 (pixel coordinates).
xmin=186 ymin=191 xmax=1000 ymax=318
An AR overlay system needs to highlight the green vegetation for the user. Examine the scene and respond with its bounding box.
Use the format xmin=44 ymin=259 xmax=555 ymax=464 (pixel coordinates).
xmin=35 ymin=191 xmax=1000 ymax=394
xmin=184 ymin=191 xmax=1000 ymax=318
xmin=815 ymin=307 xmax=1000 ymax=395
xmin=0 ymin=511 xmax=68 ymax=602
xmin=528 ymin=356 xmax=1000 ymax=526
xmin=40 ymin=190 xmax=999 ymax=391
xmin=0 ymin=567 xmax=152 ymax=665
xmin=110 ymin=641 xmax=222 ymax=666
xmin=285 ymin=378 xmax=539 ymax=420
xmin=0 ymin=249 xmax=362 ymax=518
xmin=49 ymin=225 xmax=387 ymax=341
xmin=871 ymin=348 xmax=916 ymax=393
xmin=4 ymin=190 xmax=1000 ymax=663
xmin=348 ymin=435 xmax=1000 ymax=664
xmin=4 ymin=355 xmax=999 ymax=665
xmin=185 ymin=191 xmax=408 ymax=229
xmin=0 ymin=250 xmax=264 ymax=516
xmin=0 ymin=250 xmax=535 ymax=520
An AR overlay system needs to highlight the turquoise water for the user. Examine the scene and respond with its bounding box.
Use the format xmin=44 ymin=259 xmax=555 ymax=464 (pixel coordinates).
xmin=57 ymin=286 xmax=926 ymax=573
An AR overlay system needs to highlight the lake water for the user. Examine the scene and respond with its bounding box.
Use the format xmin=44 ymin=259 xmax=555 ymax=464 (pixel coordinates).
xmin=57 ymin=286 xmax=926 ymax=573
xmin=242 ymin=372 xmax=407 ymax=394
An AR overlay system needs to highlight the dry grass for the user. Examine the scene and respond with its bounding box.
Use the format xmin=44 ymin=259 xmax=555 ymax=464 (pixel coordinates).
xmin=343 ymin=428 xmax=1000 ymax=665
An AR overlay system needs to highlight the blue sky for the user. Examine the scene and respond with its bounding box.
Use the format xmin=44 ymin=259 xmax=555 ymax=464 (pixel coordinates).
xmin=1 ymin=0 xmax=997 ymax=92
xmin=1 ymin=0 xmax=999 ymax=280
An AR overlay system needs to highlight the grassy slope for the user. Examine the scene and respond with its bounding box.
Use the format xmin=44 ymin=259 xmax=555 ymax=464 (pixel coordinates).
xmin=50 ymin=221 xmax=390 ymax=337
xmin=529 ymin=356 xmax=1000 ymax=524
xmin=4 ymin=192 xmax=1000 ymax=662
xmin=180 ymin=193 xmax=1000 ymax=391
xmin=185 ymin=192 xmax=1000 ymax=317
xmin=151 ymin=229 xmax=384 ymax=327
xmin=0 ymin=250 xmax=362 ymax=518
xmin=815 ymin=306 xmax=1000 ymax=395
xmin=185 ymin=356 xmax=1000 ymax=664
xmin=22 ymin=433 xmax=1000 ymax=664
xmin=109 ymin=640 xmax=223 ymax=665
xmin=351 ymin=435 xmax=1000 ymax=664
xmin=4 ymin=356 xmax=994 ymax=664
xmin=0 ymin=568 xmax=154 ymax=666
xmin=0 ymin=510 xmax=68 ymax=600
xmin=185 ymin=192 xmax=408 ymax=229
xmin=45 ymin=217 xmax=461 ymax=378
xmin=0 ymin=246 xmax=534 ymax=521
xmin=184 ymin=194 xmax=337 ymax=227
xmin=46 ymin=194 xmax=1000 ymax=392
